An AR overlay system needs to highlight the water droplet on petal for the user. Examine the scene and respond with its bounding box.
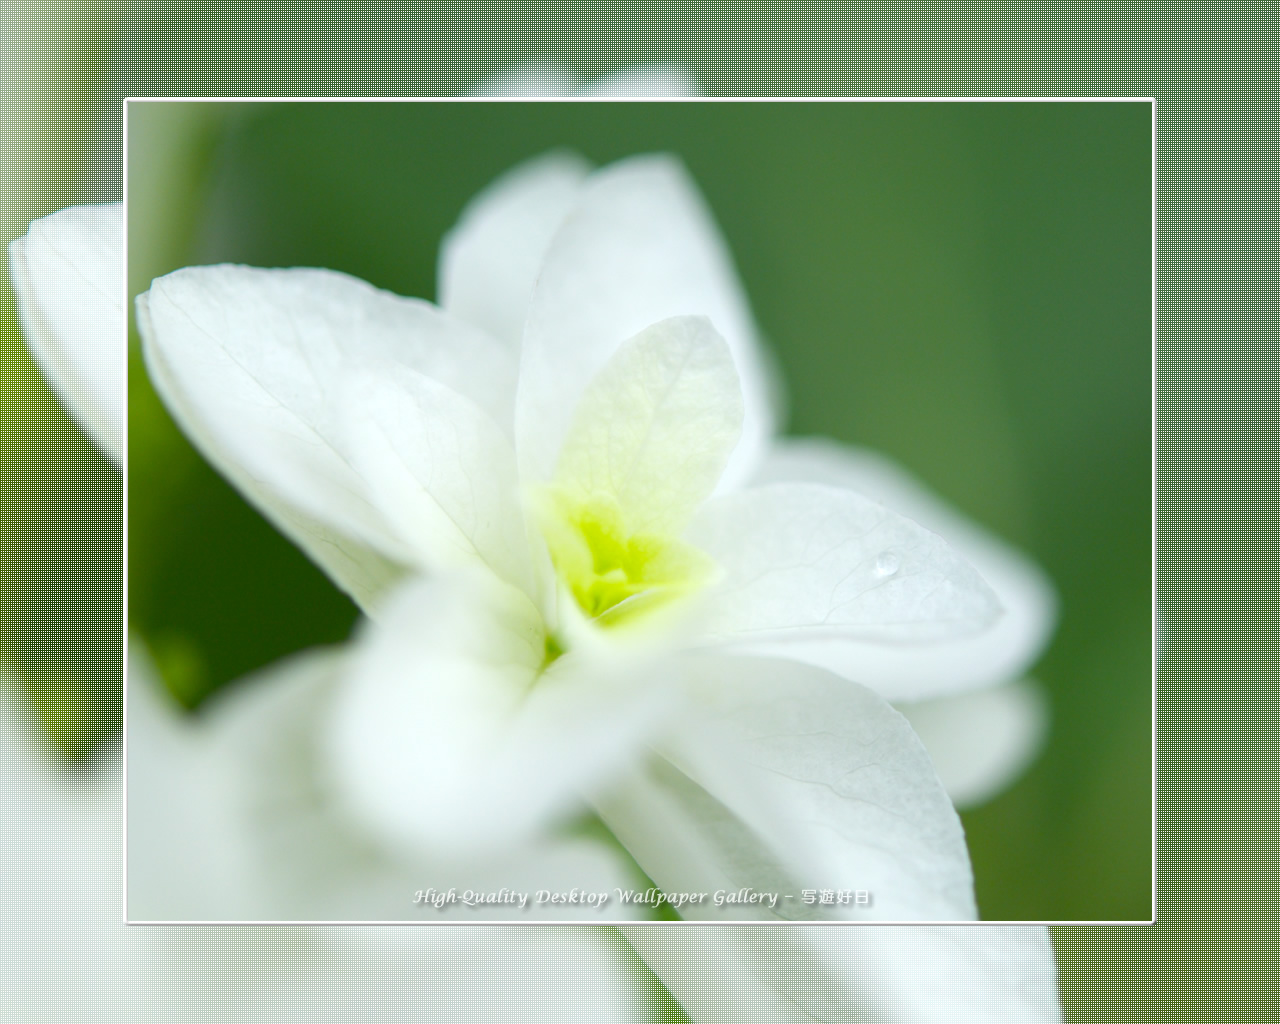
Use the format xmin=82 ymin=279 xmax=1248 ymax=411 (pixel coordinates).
xmin=874 ymin=551 xmax=900 ymax=577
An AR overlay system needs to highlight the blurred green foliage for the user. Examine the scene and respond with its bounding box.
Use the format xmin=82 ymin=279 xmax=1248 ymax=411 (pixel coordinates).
xmin=122 ymin=100 xmax=1152 ymax=923
xmin=0 ymin=314 xmax=122 ymax=758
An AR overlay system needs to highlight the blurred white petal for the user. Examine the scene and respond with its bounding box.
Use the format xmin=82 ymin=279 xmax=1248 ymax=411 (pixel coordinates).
xmin=129 ymin=638 xmax=646 ymax=922
xmin=468 ymin=62 xmax=700 ymax=99
xmin=516 ymin=154 xmax=774 ymax=491
xmin=125 ymin=640 xmax=239 ymax=920
xmin=688 ymin=483 xmax=1001 ymax=646
xmin=468 ymin=63 xmax=583 ymax=97
xmin=4 ymin=674 xmax=659 ymax=1019
xmin=583 ymin=66 xmax=701 ymax=97
xmin=8 ymin=203 xmax=123 ymax=462
xmin=749 ymin=438 xmax=1057 ymax=700
xmin=596 ymin=654 xmax=977 ymax=922
xmin=137 ymin=265 xmax=517 ymax=611
xmin=327 ymin=575 xmax=674 ymax=865
xmin=622 ymin=925 xmax=1063 ymax=1023
xmin=1 ymin=678 xmax=136 ymax=1013
xmin=439 ymin=150 xmax=591 ymax=350
xmin=899 ymin=680 xmax=1049 ymax=808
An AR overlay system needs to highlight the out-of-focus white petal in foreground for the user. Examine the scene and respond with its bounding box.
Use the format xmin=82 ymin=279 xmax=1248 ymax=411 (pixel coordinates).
xmin=7 ymin=203 xmax=123 ymax=463
xmin=1 ymin=668 xmax=658 ymax=1022
xmin=324 ymin=574 xmax=675 ymax=867
xmin=125 ymin=645 xmax=1062 ymax=1014
xmin=621 ymin=925 xmax=1064 ymax=1024
xmin=129 ymin=632 xmax=646 ymax=922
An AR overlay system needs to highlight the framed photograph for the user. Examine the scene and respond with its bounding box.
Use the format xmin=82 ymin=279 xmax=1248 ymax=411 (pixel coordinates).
xmin=121 ymin=98 xmax=1153 ymax=924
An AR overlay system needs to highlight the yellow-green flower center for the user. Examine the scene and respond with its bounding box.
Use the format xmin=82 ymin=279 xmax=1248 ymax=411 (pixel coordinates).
xmin=536 ymin=489 xmax=714 ymax=627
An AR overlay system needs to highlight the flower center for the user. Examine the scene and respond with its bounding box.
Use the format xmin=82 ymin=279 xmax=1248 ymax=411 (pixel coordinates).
xmin=535 ymin=489 xmax=714 ymax=627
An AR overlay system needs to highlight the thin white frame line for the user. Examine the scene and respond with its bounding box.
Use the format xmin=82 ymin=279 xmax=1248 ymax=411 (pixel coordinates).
xmin=122 ymin=96 xmax=1156 ymax=103
xmin=121 ymin=95 xmax=1158 ymax=928
xmin=121 ymin=97 xmax=131 ymax=928
xmin=130 ymin=919 xmax=1159 ymax=927
xmin=1150 ymin=98 xmax=1160 ymax=927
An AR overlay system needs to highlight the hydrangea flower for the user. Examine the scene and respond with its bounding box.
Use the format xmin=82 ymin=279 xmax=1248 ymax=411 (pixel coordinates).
xmin=134 ymin=148 xmax=1056 ymax=922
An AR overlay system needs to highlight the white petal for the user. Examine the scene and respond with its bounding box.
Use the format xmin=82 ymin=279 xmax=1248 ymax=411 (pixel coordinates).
xmin=1 ymin=678 xmax=134 ymax=1008
xmin=592 ymin=753 xmax=799 ymax=920
xmin=583 ymin=66 xmax=702 ymax=97
xmin=748 ymin=438 xmax=1058 ymax=700
xmin=622 ymin=925 xmax=1063 ymax=1023
xmin=554 ymin=315 xmax=743 ymax=532
xmin=133 ymin=640 xmax=644 ymax=922
xmin=5 ymin=681 xmax=660 ymax=1018
xmin=833 ymin=927 xmax=1064 ymax=1023
xmin=8 ymin=203 xmax=123 ymax=463
xmin=468 ymin=62 xmax=583 ymax=96
xmin=899 ymin=679 xmax=1049 ymax=808
xmin=125 ymin=640 xmax=242 ymax=920
xmin=335 ymin=367 xmax=534 ymax=595
xmin=516 ymin=154 xmax=775 ymax=490
xmin=438 ymin=150 xmax=592 ymax=350
xmin=137 ymin=265 xmax=517 ymax=612
xmin=326 ymin=574 xmax=675 ymax=862
xmin=127 ymin=643 xmax=403 ymax=921
xmin=688 ymin=482 xmax=1001 ymax=646
xmin=595 ymin=654 xmax=977 ymax=922
xmin=466 ymin=63 xmax=701 ymax=99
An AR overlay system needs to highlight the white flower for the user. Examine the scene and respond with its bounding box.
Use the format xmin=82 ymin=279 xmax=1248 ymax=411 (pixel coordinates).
xmin=135 ymin=149 xmax=1056 ymax=922
xmin=5 ymin=152 xmax=1063 ymax=1024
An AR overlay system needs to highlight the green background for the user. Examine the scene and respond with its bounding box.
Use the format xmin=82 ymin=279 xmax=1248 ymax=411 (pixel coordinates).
xmin=123 ymin=100 xmax=1153 ymax=924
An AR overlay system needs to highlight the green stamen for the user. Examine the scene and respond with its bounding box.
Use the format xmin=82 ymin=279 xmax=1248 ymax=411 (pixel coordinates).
xmin=536 ymin=489 xmax=714 ymax=627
